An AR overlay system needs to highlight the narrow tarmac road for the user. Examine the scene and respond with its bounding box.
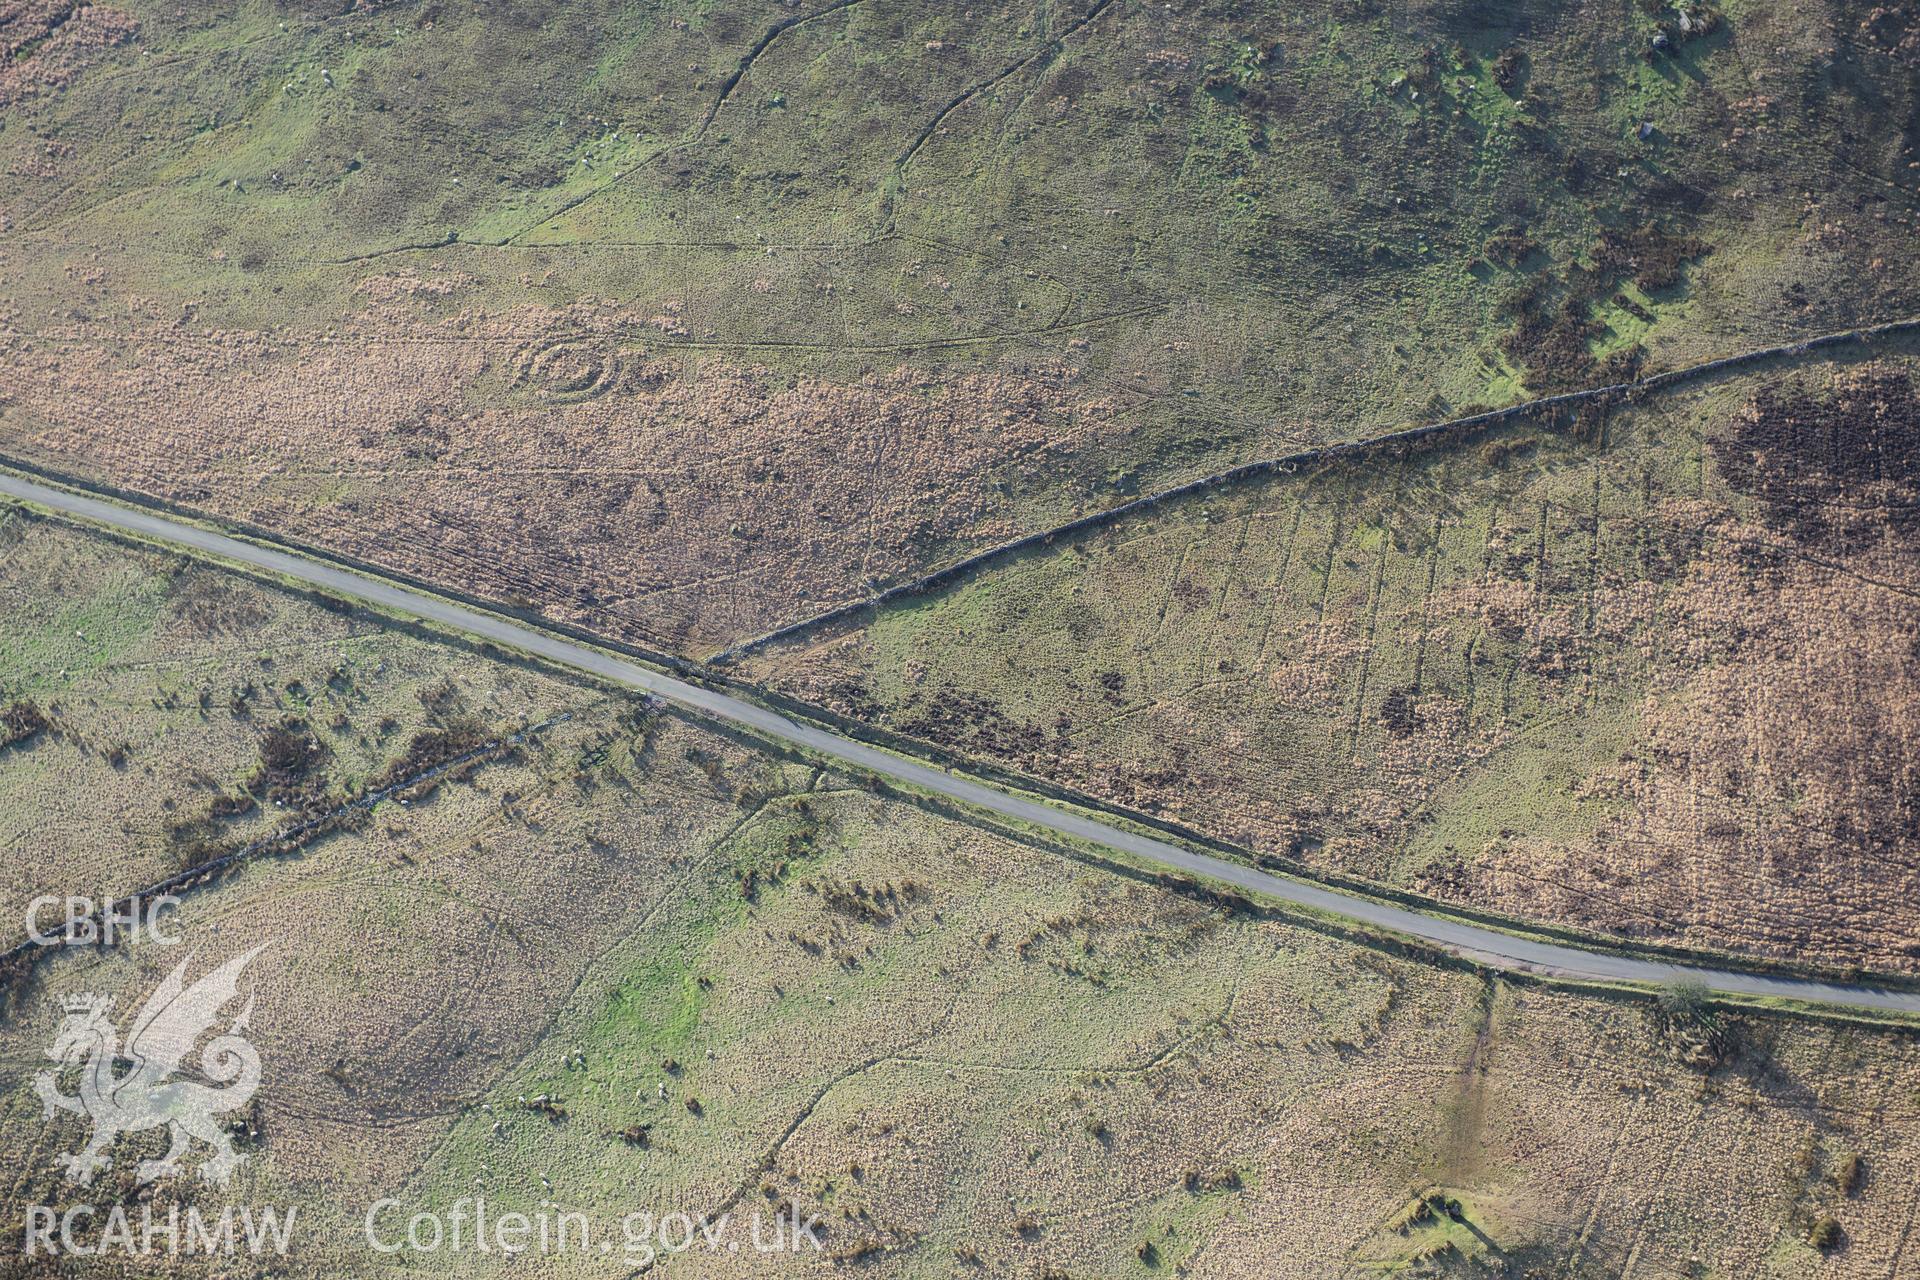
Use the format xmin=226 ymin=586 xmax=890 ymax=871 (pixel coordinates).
xmin=5 ymin=469 xmax=1917 ymax=1015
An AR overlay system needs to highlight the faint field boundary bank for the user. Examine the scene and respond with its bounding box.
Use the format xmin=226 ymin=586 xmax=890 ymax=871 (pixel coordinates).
xmin=302 ymin=0 xmax=1115 ymax=257
xmin=711 ymin=315 xmax=1920 ymax=664
xmin=0 ymin=295 xmax=1161 ymax=352
xmin=503 ymin=0 xmax=871 ymax=247
xmin=878 ymin=0 xmax=1120 ymax=231
xmin=0 ymin=0 xmax=874 ymax=250
xmin=8 ymin=0 xmax=1119 ymax=287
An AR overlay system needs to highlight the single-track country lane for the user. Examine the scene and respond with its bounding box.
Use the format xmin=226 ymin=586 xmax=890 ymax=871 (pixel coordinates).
xmin=5 ymin=469 xmax=1918 ymax=1016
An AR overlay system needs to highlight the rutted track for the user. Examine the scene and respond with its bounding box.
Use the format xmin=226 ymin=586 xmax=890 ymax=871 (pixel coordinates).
xmin=4 ymin=472 xmax=1919 ymax=1015
xmin=712 ymin=315 xmax=1920 ymax=664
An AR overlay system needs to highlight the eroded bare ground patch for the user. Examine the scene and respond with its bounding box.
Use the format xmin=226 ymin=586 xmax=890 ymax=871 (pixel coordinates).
xmin=748 ymin=361 xmax=1920 ymax=972
xmin=0 ymin=292 xmax=1120 ymax=653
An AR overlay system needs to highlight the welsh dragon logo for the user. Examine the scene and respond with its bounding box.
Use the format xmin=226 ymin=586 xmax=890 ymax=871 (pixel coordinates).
xmin=35 ymin=947 xmax=266 ymax=1187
